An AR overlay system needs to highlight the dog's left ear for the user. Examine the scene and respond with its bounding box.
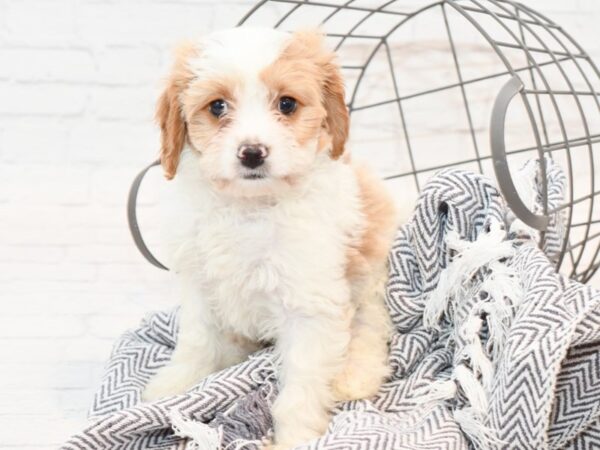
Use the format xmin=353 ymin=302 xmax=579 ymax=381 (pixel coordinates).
xmin=156 ymin=42 xmax=197 ymax=180
xmin=321 ymin=55 xmax=349 ymax=160
xmin=284 ymin=30 xmax=349 ymax=159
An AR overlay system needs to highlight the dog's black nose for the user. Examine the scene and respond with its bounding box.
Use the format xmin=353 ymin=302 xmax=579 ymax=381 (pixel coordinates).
xmin=238 ymin=144 xmax=267 ymax=169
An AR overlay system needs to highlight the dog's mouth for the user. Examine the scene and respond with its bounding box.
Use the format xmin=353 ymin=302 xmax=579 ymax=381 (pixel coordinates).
xmin=241 ymin=170 xmax=267 ymax=180
xmin=243 ymin=173 xmax=265 ymax=180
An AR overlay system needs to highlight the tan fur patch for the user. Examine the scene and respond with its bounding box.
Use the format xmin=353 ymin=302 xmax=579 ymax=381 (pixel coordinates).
xmin=183 ymin=76 xmax=240 ymax=149
xmin=183 ymin=77 xmax=236 ymax=119
xmin=156 ymin=41 xmax=198 ymax=180
xmin=347 ymin=165 xmax=398 ymax=278
xmin=260 ymin=30 xmax=349 ymax=158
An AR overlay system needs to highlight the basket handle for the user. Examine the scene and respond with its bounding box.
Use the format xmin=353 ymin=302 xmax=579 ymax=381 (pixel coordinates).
xmin=127 ymin=159 xmax=169 ymax=271
xmin=490 ymin=75 xmax=549 ymax=231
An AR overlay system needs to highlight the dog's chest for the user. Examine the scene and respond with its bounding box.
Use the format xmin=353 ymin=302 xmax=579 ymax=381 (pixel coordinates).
xmin=169 ymin=160 xmax=363 ymax=341
xmin=193 ymin=196 xmax=356 ymax=340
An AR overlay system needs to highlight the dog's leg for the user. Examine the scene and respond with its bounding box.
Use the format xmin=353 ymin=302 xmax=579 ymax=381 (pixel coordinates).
xmin=332 ymin=266 xmax=392 ymax=401
xmin=271 ymin=299 xmax=352 ymax=448
xmin=142 ymin=293 xmax=221 ymax=401
xmin=142 ymin=282 xmax=256 ymax=401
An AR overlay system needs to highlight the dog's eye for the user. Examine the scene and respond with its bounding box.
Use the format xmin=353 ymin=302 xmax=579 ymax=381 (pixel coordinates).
xmin=209 ymin=99 xmax=228 ymax=118
xmin=278 ymin=96 xmax=297 ymax=115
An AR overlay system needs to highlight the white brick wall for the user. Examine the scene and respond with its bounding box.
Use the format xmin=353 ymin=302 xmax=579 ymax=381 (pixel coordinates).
xmin=1 ymin=1 xmax=599 ymax=447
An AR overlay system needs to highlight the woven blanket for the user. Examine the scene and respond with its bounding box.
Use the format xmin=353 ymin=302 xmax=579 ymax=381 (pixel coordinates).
xmin=63 ymin=165 xmax=600 ymax=450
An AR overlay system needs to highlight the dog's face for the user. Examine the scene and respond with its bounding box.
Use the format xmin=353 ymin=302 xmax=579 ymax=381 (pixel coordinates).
xmin=157 ymin=28 xmax=349 ymax=197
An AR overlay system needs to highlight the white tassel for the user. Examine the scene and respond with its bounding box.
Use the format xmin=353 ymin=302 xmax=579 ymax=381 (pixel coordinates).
xmin=453 ymin=364 xmax=487 ymax=413
xmin=479 ymin=260 xmax=523 ymax=361
xmin=454 ymin=407 xmax=504 ymax=449
xmin=423 ymin=222 xmax=514 ymax=330
xmin=463 ymin=342 xmax=494 ymax=391
xmin=424 ymin=269 xmax=456 ymax=330
xmin=480 ymin=300 xmax=511 ymax=361
xmin=458 ymin=308 xmax=496 ymax=392
xmin=413 ymin=379 xmax=457 ymax=404
xmin=482 ymin=262 xmax=522 ymax=310
xmin=445 ymin=230 xmax=470 ymax=252
xmin=460 ymin=314 xmax=483 ymax=341
xmin=170 ymin=411 xmax=220 ymax=450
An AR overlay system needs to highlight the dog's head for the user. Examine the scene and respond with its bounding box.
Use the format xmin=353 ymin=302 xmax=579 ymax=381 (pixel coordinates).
xmin=157 ymin=28 xmax=349 ymax=197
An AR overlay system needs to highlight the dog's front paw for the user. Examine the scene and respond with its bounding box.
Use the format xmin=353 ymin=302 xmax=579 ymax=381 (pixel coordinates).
xmin=142 ymin=362 xmax=206 ymax=402
xmin=271 ymin=393 xmax=328 ymax=449
xmin=261 ymin=444 xmax=290 ymax=450
xmin=260 ymin=442 xmax=286 ymax=450
xmin=332 ymin=360 xmax=389 ymax=402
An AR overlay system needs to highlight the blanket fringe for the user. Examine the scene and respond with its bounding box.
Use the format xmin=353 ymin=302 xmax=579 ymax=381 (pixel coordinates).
xmin=423 ymin=222 xmax=514 ymax=330
xmin=454 ymin=407 xmax=504 ymax=449
xmin=461 ymin=342 xmax=494 ymax=391
xmin=170 ymin=411 xmax=221 ymax=450
xmin=479 ymin=261 xmax=522 ymax=362
xmin=413 ymin=379 xmax=457 ymax=404
xmin=453 ymin=364 xmax=487 ymax=413
xmin=418 ymin=220 xmax=525 ymax=450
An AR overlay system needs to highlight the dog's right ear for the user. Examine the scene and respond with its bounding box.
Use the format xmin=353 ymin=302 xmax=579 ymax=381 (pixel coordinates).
xmin=156 ymin=42 xmax=197 ymax=180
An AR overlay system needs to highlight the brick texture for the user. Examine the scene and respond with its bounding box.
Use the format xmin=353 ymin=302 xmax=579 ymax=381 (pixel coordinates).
xmin=1 ymin=0 xmax=599 ymax=446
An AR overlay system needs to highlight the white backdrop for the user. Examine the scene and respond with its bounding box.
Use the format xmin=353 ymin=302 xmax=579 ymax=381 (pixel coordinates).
xmin=1 ymin=0 xmax=599 ymax=447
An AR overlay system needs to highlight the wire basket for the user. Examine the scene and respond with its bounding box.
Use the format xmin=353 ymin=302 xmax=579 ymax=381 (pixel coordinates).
xmin=238 ymin=0 xmax=600 ymax=283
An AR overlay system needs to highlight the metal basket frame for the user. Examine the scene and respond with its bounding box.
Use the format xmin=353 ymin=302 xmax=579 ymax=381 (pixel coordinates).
xmin=238 ymin=0 xmax=600 ymax=282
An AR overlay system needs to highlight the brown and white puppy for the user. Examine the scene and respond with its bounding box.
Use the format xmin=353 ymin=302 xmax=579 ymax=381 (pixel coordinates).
xmin=143 ymin=27 xmax=399 ymax=449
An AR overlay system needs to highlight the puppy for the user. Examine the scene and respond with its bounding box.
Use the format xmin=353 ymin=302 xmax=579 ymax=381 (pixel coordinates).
xmin=142 ymin=27 xmax=399 ymax=449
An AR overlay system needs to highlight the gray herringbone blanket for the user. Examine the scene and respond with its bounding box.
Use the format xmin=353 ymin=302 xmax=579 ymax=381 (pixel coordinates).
xmin=63 ymin=165 xmax=600 ymax=450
